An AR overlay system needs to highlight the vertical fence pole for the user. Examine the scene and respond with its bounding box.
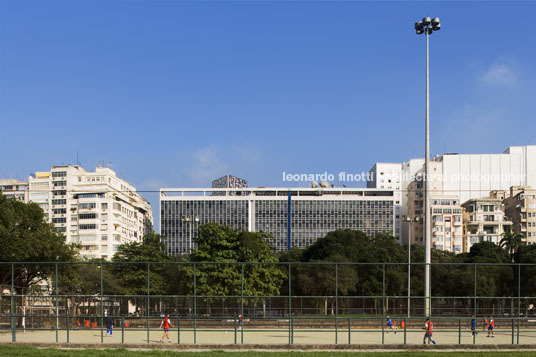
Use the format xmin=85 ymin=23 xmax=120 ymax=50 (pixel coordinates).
xmin=193 ymin=263 xmax=197 ymax=344
xmin=100 ymin=263 xmax=103 ymax=344
xmin=67 ymin=316 xmax=70 ymax=343
xmin=241 ymin=263 xmax=244 ymax=344
xmin=512 ymin=318 xmax=514 ymax=344
xmin=122 ymin=317 xmax=124 ymax=344
xmin=288 ymin=263 xmax=292 ymax=345
xmin=382 ymin=263 xmax=385 ymax=345
xmin=403 ymin=318 xmax=407 ymax=345
xmin=335 ymin=263 xmax=338 ymax=345
xmin=146 ymin=263 xmax=150 ymax=344
xmin=458 ymin=318 xmax=461 ymax=345
xmin=473 ymin=264 xmax=477 ymax=316
xmin=11 ymin=263 xmax=15 ymax=343
xmin=234 ymin=317 xmax=237 ymax=344
xmin=518 ymin=263 xmax=521 ymax=345
xmin=348 ymin=317 xmax=351 ymax=345
xmin=177 ymin=317 xmax=180 ymax=344
xmin=55 ymin=262 xmax=59 ymax=344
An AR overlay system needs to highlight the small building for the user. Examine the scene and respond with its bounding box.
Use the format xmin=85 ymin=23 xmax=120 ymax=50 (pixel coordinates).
xmin=504 ymin=186 xmax=536 ymax=245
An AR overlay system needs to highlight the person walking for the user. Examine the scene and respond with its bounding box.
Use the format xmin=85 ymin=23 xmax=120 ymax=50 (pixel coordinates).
xmin=159 ymin=314 xmax=173 ymax=343
xmin=105 ymin=316 xmax=113 ymax=337
xmin=471 ymin=314 xmax=477 ymax=336
xmin=423 ymin=317 xmax=436 ymax=345
xmin=386 ymin=316 xmax=396 ymax=334
xmin=487 ymin=316 xmax=495 ymax=338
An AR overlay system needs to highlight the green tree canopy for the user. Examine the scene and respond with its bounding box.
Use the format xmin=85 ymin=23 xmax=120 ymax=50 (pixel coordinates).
xmin=0 ymin=194 xmax=79 ymax=293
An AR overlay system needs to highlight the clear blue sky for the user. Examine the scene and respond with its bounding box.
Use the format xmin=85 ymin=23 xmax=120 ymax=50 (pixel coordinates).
xmin=1 ymin=1 xmax=535 ymax=229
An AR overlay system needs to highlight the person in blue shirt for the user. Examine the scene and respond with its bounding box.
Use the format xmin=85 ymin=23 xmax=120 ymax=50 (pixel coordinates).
xmin=386 ymin=316 xmax=396 ymax=334
xmin=471 ymin=314 xmax=477 ymax=336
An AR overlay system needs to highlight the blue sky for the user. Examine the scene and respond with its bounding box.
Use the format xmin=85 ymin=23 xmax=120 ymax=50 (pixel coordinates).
xmin=1 ymin=1 xmax=535 ymax=229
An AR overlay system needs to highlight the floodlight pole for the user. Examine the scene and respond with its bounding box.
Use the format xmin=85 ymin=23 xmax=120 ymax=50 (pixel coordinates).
xmin=415 ymin=16 xmax=440 ymax=318
xmin=424 ymin=24 xmax=431 ymax=318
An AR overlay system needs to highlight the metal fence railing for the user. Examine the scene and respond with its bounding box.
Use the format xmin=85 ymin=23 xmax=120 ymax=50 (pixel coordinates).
xmin=1 ymin=261 xmax=536 ymax=345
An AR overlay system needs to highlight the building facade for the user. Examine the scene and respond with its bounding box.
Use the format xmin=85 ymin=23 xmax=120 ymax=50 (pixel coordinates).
xmin=504 ymin=186 xmax=536 ymax=245
xmin=0 ymin=179 xmax=29 ymax=202
xmin=160 ymin=187 xmax=396 ymax=255
xmin=462 ymin=197 xmax=512 ymax=252
xmin=28 ymin=165 xmax=153 ymax=260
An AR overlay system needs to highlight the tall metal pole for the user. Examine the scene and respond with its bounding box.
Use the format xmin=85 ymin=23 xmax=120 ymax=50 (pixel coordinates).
xmin=424 ymin=27 xmax=432 ymax=318
xmin=408 ymin=230 xmax=411 ymax=318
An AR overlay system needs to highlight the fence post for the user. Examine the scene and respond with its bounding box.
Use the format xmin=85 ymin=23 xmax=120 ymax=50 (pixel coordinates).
xmin=146 ymin=263 xmax=150 ymax=344
xmin=382 ymin=263 xmax=385 ymax=345
xmin=241 ymin=263 xmax=244 ymax=344
xmin=473 ymin=264 xmax=477 ymax=317
xmin=518 ymin=263 xmax=521 ymax=345
xmin=122 ymin=317 xmax=124 ymax=344
xmin=517 ymin=318 xmax=520 ymax=345
xmin=193 ymin=263 xmax=197 ymax=344
xmin=234 ymin=317 xmax=237 ymax=344
xmin=403 ymin=318 xmax=406 ymax=345
xmin=458 ymin=318 xmax=461 ymax=345
xmin=11 ymin=262 xmax=15 ymax=343
xmin=512 ymin=318 xmax=514 ymax=344
xmin=348 ymin=317 xmax=351 ymax=345
xmin=177 ymin=317 xmax=180 ymax=344
xmin=335 ymin=263 xmax=338 ymax=345
xmin=288 ymin=263 xmax=291 ymax=345
xmin=55 ymin=262 xmax=59 ymax=344
xmin=100 ymin=263 xmax=103 ymax=344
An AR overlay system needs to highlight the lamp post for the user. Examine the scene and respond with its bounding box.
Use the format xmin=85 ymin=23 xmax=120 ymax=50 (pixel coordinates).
xmin=403 ymin=216 xmax=420 ymax=318
xmin=414 ymin=16 xmax=441 ymax=317
xmin=181 ymin=215 xmax=200 ymax=252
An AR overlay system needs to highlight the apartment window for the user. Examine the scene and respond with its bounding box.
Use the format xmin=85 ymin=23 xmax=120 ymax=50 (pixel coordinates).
xmin=79 ymin=224 xmax=97 ymax=230
xmin=52 ymin=171 xmax=67 ymax=178
xmin=79 ymin=213 xmax=97 ymax=219
xmin=113 ymin=203 xmax=121 ymax=211
xmin=74 ymin=193 xmax=105 ymax=199
xmin=53 ymin=181 xmax=66 ymax=187
xmin=101 ymin=235 xmax=108 ymax=241
xmin=101 ymin=203 xmax=108 ymax=210
xmin=53 ymin=208 xmax=66 ymax=215
xmin=55 ymin=227 xmax=66 ymax=232
xmin=52 ymin=217 xmax=66 ymax=223
xmin=483 ymin=205 xmax=495 ymax=212
xmin=79 ymin=203 xmax=96 ymax=209
xmin=52 ymin=199 xmax=66 ymax=205
xmin=53 ymin=190 xmax=66 ymax=196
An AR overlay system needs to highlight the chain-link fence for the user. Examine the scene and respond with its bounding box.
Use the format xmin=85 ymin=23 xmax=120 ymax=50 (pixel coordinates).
xmin=1 ymin=261 xmax=535 ymax=345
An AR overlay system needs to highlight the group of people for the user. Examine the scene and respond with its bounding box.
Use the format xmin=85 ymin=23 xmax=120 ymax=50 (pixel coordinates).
xmin=385 ymin=314 xmax=497 ymax=344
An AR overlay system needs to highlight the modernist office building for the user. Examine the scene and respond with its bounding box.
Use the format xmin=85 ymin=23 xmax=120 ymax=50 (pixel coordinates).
xmin=160 ymin=187 xmax=396 ymax=254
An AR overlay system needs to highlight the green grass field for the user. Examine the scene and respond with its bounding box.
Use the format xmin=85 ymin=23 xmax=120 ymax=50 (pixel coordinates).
xmin=2 ymin=346 xmax=536 ymax=357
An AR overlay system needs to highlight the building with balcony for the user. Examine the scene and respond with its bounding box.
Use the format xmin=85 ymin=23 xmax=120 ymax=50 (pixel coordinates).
xmin=160 ymin=187 xmax=396 ymax=254
xmin=504 ymin=186 xmax=536 ymax=245
xmin=0 ymin=179 xmax=29 ymax=202
xmin=462 ymin=196 xmax=512 ymax=252
xmin=28 ymin=165 xmax=153 ymax=260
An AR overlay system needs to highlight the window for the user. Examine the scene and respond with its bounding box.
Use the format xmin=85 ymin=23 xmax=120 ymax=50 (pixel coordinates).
xmin=79 ymin=213 xmax=97 ymax=219
xmin=53 ymin=208 xmax=66 ymax=215
xmin=79 ymin=203 xmax=96 ymax=209
xmin=53 ymin=190 xmax=66 ymax=196
xmin=79 ymin=224 xmax=97 ymax=230
xmin=113 ymin=203 xmax=121 ymax=211
xmin=52 ymin=199 xmax=66 ymax=205
xmin=101 ymin=235 xmax=108 ymax=241
xmin=52 ymin=217 xmax=66 ymax=223
xmin=52 ymin=171 xmax=66 ymax=178
xmin=101 ymin=203 xmax=108 ymax=210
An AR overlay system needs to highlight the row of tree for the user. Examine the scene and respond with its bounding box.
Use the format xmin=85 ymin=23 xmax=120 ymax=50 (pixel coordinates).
xmin=2 ymin=194 xmax=536 ymax=305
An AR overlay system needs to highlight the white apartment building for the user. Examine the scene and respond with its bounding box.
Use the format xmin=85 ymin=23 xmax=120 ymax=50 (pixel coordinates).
xmin=28 ymin=165 xmax=153 ymax=260
xmin=0 ymin=179 xmax=29 ymax=202
xmin=504 ymin=186 xmax=536 ymax=245
xmin=462 ymin=197 xmax=512 ymax=252
xmin=367 ymin=163 xmax=403 ymax=240
xmin=369 ymin=145 xmax=536 ymax=244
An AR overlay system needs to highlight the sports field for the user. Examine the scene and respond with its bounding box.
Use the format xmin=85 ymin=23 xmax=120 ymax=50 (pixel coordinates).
xmin=1 ymin=326 xmax=534 ymax=346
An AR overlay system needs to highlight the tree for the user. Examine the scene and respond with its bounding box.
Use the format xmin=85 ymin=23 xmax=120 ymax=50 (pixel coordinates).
xmin=189 ymin=223 xmax=284 ymax=315
xmin=0 ymin=194 xmax=79 ymax=294
xmin=500 ymin=231 xmax=524 ymax=262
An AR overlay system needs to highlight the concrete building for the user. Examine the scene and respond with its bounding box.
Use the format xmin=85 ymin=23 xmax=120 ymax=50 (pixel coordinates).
xmin=504 ymin=186 xmax=536 ymax=245
xmin=369 ymin=145 xmax=536 ymax=245
xmin=462 ymin=197 xmax=512 ymax=252
xmin=0 ymin=179 xmax=29 ymax=202
xmin=160 ymin=187 xmax=396 ymax=255
xmin=405 ymin=164 xmax=463 ymax=252
xmin=367 ymin=163 xmax=403 ymax=240
xmin=28 ymin=165 xmax=153 ymax=260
